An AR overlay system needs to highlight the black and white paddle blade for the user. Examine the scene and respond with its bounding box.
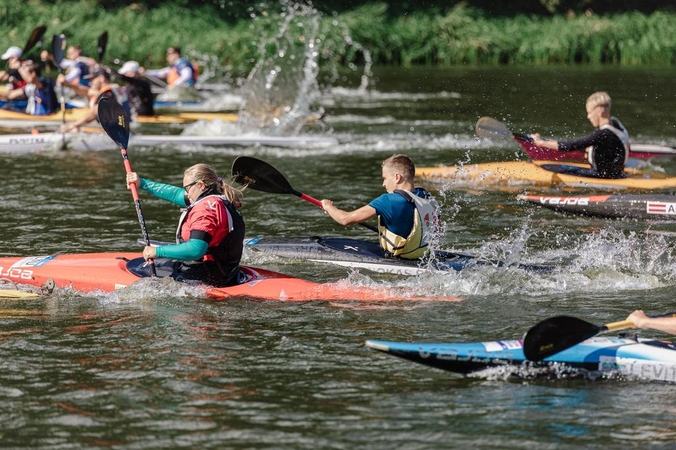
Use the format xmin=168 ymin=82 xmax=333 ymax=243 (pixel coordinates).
xmin=231 ymin=156 xmax=294 ymax=194
xmin=98 ymin=96 xmax=131 ymax=150
xmin=522 ymin=315 xmax=602 ymax=361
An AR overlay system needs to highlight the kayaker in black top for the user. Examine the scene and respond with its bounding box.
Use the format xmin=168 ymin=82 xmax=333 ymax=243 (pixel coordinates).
xmin=116 ymin=60 xmax=155 ymax=117
xmin=530 ymin=91 xmax=629 ymax=179
xmin=627 ymin=310 xmax=676 ymax=335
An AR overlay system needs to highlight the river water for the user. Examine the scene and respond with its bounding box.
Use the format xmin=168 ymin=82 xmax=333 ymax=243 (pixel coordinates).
xmin=1 ymin=65 xmax=676 ymax=448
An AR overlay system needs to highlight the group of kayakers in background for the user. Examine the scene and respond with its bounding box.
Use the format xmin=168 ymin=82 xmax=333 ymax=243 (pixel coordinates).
xmin=0 ymin=41 xmax=198 ymax=125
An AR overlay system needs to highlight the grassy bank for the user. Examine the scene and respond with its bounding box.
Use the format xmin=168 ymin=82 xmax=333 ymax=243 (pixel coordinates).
xmin=1 ymin=1 xmax=675 ymax=78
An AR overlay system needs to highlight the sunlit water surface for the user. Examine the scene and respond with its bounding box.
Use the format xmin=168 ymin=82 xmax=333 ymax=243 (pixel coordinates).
xmin=1 ymin=66 xmax=676 ymax=449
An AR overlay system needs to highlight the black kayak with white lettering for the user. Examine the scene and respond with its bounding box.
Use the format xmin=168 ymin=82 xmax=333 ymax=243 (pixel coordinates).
xmin=518 ymin=194 xmax=676 ymax=220
xmin=244 ymin=236 xmax=552 ymax=275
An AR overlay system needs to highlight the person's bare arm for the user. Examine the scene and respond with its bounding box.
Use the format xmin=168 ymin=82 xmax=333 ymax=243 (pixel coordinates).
xmin=321 ymin=200 xmax=376 ymax=226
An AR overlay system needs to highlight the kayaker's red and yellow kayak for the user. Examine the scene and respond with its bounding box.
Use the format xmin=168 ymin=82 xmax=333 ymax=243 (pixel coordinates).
xmin=416 ymin=160 xmax=676 ymax=191
xmin=0 ymin=253 xmax=459 ymax=302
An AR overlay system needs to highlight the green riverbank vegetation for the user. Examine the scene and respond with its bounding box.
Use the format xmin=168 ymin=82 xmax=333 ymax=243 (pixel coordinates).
xmin=1 ymin=1 xmax=675 ymax=79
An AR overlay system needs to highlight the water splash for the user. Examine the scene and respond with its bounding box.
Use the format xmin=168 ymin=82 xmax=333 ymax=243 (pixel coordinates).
xmin=238 ymin=1 xmax=322 ymax=136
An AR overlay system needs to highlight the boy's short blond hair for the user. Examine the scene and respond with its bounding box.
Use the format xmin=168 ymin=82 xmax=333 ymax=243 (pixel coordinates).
xmin=586 ymin=91 xmax=611 ymax=111
xmin=382 ymin=154 xmax=415 ymax=181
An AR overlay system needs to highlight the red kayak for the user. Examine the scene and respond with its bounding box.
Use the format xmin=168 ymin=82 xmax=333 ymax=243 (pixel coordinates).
xmin=0 ymin=252 xmax=460 ymax=302
xmin=515 ymin=135 xmax=676 ymax=162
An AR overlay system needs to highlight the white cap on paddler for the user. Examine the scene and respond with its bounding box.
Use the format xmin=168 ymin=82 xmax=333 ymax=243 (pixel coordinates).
xmin=1 ymin=46 xmax=22 ymax=60
xmin=118 ymin=60 xmax=140 ymax=75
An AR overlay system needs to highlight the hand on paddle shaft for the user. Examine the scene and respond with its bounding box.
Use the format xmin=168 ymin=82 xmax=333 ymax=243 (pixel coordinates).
xmin=522 ymin=311 xmax=676 ymax=361
xmin=230 ymin=156 xmax=378 ymax=233
xmin=97 ymin=96 xmax=157 ymax=276
xmin=475 ymin=117 xmax=532 ymax=142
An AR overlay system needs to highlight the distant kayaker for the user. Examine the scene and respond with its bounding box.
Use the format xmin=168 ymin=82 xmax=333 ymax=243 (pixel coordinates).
xmin=321 ymin=154 xmax=442 ymax=259
xmin=0 ymin=62 xmax=57 ymax=115
xmin=59 ymin=65 xmax=130 ymax=132
xmin=530 ymin=91 xmax=629 ymax=179
xmin=0 ymin=46 xmax=26 ymax=90
xmin=141 ymin=46 xmax=197 ymax=89
xmin=126 ymin=164 xmax=246 ymax=287
xmin=116 ymin=60 xmax=155 ymax=117
xmin=42 ymin=45 xmax=97 ymax=97
xmin=627 ymin=310 xmax=676 ymax=335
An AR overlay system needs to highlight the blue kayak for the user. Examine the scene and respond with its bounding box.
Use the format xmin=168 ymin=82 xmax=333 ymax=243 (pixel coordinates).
xmin=365 ymin=337 xmax=676 ymax=382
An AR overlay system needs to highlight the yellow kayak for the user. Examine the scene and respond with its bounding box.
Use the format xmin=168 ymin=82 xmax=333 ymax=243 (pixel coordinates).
xmin=416 ymin=160 xmax=676 ymax=191
xmin=0 ymin=108 xmax=240 ymax=127
xmin=0 ymin=290 xmax=39 ymax=299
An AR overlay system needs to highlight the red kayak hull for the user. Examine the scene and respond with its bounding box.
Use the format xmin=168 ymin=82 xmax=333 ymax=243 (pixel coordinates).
xmin=515 ymin=136 xmax=676 ymax=161
xmin=0 ymin=253 xmax=459 ymax=302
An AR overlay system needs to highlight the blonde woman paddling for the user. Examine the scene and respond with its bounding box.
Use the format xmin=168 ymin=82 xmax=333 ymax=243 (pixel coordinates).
xmin=126 ymin=163 xmax=245 ymax=287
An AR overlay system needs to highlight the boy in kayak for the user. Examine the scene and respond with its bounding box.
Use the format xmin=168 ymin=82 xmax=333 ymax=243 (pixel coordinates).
xmin=142 ymin=47 xmax=197 ymax=89
xmin=0 ymin=46 xmax=26 ymax=90
xmin=321 ymin=154 xmax=441 ymax=259
xmin=0 ymin=62 xmax=57 ymax=115
xmin=627 ymin=310 xmax=676 ymax=335
xmin=126 ymin=164 xmax=246 ymax=287
xmin=530 ymin=91 xmax=629 ymax=178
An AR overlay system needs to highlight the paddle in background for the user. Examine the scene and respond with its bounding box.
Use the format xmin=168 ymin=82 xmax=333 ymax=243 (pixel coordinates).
xmin=475 ymin=117 xmax=533 ymax=142
xmin=22 ymin=25 xmax=47 ymax=58
xmin=97 ymin=31 xmax=108 ymax=63
xmin=522 ymin=312 xmax=676 ymax=361
xmin=98 ymin=96 xmax=156 ymax=276
xmin=231 ymin=156 xmax=378 ymax=232
xmin=50 ymin=34 xmax=67 ymax=150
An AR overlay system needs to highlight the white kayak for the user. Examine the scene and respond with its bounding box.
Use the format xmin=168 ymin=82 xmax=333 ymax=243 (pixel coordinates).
xmin=131 ymin=134 xmax=337 ymax=148
xmin=0 ymin=131 xmax=116 ymax=153
xmin=0 ymin=131 xmax=338 ymax=154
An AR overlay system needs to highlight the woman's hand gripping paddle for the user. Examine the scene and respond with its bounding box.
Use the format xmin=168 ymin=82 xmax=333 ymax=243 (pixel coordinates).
xmin=522 ymin=311 xmax=676 ymax=361
xmin=231 ymin=156 xmax=378 ymax=232
xmin=98 ymin=96 xmax=156 ymax=276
